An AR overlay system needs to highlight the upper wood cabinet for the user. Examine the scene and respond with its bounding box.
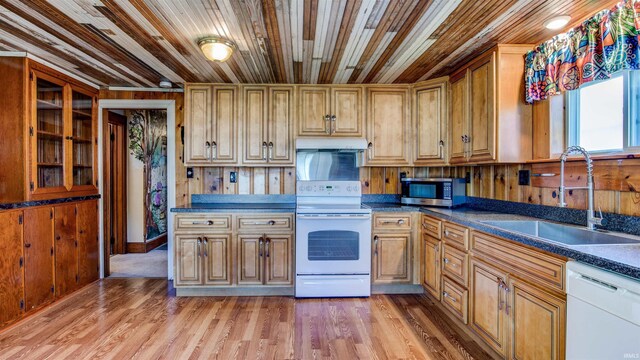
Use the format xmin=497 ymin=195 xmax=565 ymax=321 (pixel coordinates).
xmin=184 ymin=84 xmax=238 ymax=165
xmin=297 ymin=86 xmax=363 ymax=137
xmin=242 ymin=86 xmax=294 ymax=166
xmin=0 ymin=58 xmax=98 ymax=204
xmin=413 ymin=77 xmax=448 ymax=166
xmin=366 ymin=87 xmax=411 ymax=166
xmin=449 ymin=45 xmax=533 ymax=164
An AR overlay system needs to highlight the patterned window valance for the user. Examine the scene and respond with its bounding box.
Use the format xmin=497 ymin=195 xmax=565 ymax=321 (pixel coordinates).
xmin=524 ymin=0 xmax=640 ymax=103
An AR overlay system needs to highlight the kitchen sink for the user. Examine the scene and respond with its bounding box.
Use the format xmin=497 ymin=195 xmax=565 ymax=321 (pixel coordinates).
xmin=481 ymin=220 xmax=640 ymax=246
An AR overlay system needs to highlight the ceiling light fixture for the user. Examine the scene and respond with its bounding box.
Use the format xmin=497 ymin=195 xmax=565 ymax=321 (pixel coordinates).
xmin=544 ymin=15 xmax=571 ymax=30
xmin=198 ymin=37 xmax=236 ymax=62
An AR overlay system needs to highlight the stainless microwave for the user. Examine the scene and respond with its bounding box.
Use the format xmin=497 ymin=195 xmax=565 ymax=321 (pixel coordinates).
xmin=400 ymin=178 xmax=466 ymax=207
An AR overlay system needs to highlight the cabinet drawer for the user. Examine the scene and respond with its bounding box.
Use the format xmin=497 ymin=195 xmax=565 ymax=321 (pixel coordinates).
xmin=443 ymin=222 xmax=469 ymax=250
xmin=442 ymin=276 xmax=468 ymax=324
xmin=373 ymin=213 xmax=412 ymax=230
xmin=237 ymin=215 xmax=293 ymax=232
xmin=421 ymin=215 xmax=441 ymax=239
xmin=442 ymin=244 xmax=468 ymax=286
xmin=470 ymin=230 xmax=566 ymax=292
xmin=176 ymin=215 xmax=231 ymax=232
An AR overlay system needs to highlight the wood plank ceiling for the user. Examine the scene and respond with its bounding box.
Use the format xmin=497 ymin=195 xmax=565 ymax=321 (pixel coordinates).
xmin=0 ymin=0 xmax=619 ymax=87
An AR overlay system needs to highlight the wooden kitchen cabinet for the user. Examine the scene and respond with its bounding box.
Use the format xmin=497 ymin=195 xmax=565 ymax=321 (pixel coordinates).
xmin=469 ymin=257 xmax=509 ymax=357
xmin=297 ymin=86 xmax=363 ymax=137
xmin=54 ymin=203 xmax=78 ymax=297
xmin=238 ymin=233 xmax=292 ymax=285
xmin=175 ymin=234 xmax=232 ymax=286
xmin=77 ymin=200 xmax=99 ymax=287
xmin=372 ymin=233 xmax=411 ymax=283
xmin=366 ymin=87 xmax=411 ymax=166
xmin=184 ymin=84 xmax=238 ymax=165
xmin=413 ymin=77 xmax=448 ymax=165
xmin=23 ymin=206 xmax=54 ymax=311
xmin=449 ymin=45 xmax=533 ymax=164
xmin=422 ymin=234 xmax=441 ymax=300
xmin=0 ymin=58 xmax=98 ymax=203
xmin=0 ymin=210 xmax=24 ymax=327
xmin=242 ymin=86 xmax=294 ymax=165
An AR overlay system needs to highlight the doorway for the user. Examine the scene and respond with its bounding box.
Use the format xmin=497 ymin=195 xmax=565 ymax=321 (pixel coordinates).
xmin=101 ymin=109 xmax=169 ymax=278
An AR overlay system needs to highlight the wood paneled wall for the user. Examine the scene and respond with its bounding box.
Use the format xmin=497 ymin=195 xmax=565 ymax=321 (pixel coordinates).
xmin=360 ymin=163 xmax=640 ymax=217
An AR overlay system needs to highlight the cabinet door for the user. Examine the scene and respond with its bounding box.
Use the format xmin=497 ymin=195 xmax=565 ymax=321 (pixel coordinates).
xmin=469 ymin=54 xmax=496 ymax=162
xmin=298 ymin=87 xmax=330 ymax=136
xmin=366 ymin=88 xmax=410 ymax=166
xmin=70 ymin=87 xmax=97 ymax=191
xmin=31 ymin=71 xmax=68 ymax=194
xmin=422 ymin=235 xmax=441 ymax=300
xmin=331 ymin=87 xmax=362 ymax=136
xmin=509 ymin=278 xmax=566 ymax=360
xmin=469 ymin=258 xmax=508 ymax=357
xmin=414 ymin=82 xmax=447 ymax=165
xmin=242 ymin=86 xmax=268 ymax=164
xmin=238 ymin=235 xmax=263 ymax=285
xmin=0 ymin=211 xmax=24 ymax=326
xmin=212 ymin=86 xmax=237 ymax=163
xmin=267 ymin=86 xmax=294 ymax=165
xmin=77 ymin=200 xmax=99 ymax=287
xmin=175 ymin=235 xmax=202 ymax=285
xmin=264 ymin=234 xmax=292 ymax=285
xmin=24 ymin=207 xmax=54 ymax=311
xmin=184 ymin=84 xmax=213 ymax=165
xmin=372 ymin=233 xmax=411 ymax=283
xmin=54 ymin=204 xmax=77 ymax=297
xmin=449 ymin=75 xmax=468 ymax=164
xmin=203 ymin=234 xmax=232 ymax=286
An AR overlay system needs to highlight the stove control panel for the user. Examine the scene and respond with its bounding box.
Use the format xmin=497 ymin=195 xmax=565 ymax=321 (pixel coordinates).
xmin=296 ymin=181 xmax=361 ymax=197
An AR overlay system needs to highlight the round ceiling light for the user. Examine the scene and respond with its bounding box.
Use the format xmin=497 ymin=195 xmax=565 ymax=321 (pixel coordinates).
xmin=544 ymin=15 xmax=571 ymax=30
xmin=198 ymin=37 xmax=236 ymax=62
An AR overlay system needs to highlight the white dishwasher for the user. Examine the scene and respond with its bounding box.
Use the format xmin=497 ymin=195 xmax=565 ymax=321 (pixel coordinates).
xmin=566 ymin=261 xmax=640 ymax=360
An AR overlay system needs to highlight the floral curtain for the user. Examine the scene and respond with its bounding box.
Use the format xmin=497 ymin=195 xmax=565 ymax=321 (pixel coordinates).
xmin=525 ymin=0 xmax=640 ymax=103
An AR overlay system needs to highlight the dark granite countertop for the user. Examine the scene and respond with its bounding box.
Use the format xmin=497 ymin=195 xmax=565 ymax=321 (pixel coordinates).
xmin=362 ymin=202 xmax=421 ymax=212
xmin=171 ymin=202 xmax=296 ymax=213
xmin=0 ymin=194 xmax=101 ymax=210
xmin=419 ymin=207 xmax=640 ymax=281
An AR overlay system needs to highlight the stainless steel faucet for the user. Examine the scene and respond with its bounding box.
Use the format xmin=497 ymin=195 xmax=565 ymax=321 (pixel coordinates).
xmin=558 ymin=146 xmax=606 ymax=230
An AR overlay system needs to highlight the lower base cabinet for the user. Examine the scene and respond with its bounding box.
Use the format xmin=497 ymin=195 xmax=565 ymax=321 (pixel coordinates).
xmin=422 ymin=234 xmax=441 ymax=299
xmin=175 ymin=234 xmax=232 ymax=286
xmin=0 ymin=199 xmax=99 ymax=330
xmin=238 ymin=234 xmax=292 ymax=286
xmin=373 ymin=233 xmax=411 ymax=283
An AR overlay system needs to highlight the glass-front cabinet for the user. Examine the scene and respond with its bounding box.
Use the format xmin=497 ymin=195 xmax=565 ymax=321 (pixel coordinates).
xmin=30 ymin=70 xmax=97 ymax=199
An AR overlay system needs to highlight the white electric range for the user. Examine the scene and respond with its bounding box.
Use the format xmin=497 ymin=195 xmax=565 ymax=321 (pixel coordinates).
xmin=295 ymin=180 xmax=372 ymax=297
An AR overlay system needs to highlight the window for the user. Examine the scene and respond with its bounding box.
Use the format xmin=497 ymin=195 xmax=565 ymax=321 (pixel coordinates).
xmin=566 ymin=71 xmax=640 ymax=153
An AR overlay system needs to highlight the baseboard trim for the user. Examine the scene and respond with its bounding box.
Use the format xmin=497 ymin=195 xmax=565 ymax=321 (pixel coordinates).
xmin=126 ymin=233 xmax=167 ymax=253
xmin=176 ymin=286 xmax=294 ymax=297
xmin=372 ymin=284 xmax=424 ymax=295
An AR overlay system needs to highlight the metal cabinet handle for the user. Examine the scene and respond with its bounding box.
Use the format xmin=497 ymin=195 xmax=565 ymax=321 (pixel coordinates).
xmin=443 ymin=258 xmax=450 ymax=264
xmin=265 ymin=238 xmax=270 ymax=257
xmin=211 ymin=141 xmax=217 ymax=160
xmin=203 ymin=237 xmax=208 ymax=257
xmin=398 ymin=219 xmax=405 ymax=225
xmin=258 ymin=237 xmax=264 ymax=257
xmin=330 ymin=114 xmax=336 ymax=135
xmin=262 ymin=141 xmax=268 ymax=160
xmin=25 ymin=243 xmax=31 ymax=248
xmin=374 ymin=235 xmax=379 ymax=256
xmin=324 ymin=115 xmax=331 ymax=134
xmin=190 ymin=220 xmax=214 ymax=225
xmin=381 ymin=219 xmax=405 ymax=225
xmin=443 ymin=291 xmax=457 ymax=302
xmin=439 ymin=140 xmax=445 ymax=159
xmin=268 ymin=220 xmax=276 ymax=226
xmin=367 ymin=142 xmax=373 ymax=160
xmin=268 ymin=142 xmax=274 ymax=160
xmin=197 ymin=237 xmax=202 ymax=257
xmin=205 ymin=141 xmax=211 ymax=160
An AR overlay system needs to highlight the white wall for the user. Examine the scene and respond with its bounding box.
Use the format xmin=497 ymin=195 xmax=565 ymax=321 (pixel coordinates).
xmin=126 ymin=133 xmax=145 ymax=244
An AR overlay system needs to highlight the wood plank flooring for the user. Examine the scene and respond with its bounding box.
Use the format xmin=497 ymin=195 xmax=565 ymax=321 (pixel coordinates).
xmin=0 ymin=279 xmax=494 ymax=360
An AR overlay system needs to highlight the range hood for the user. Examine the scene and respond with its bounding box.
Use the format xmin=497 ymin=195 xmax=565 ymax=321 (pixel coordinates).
xmin=295 ymin=137 xmax=368 ymax=150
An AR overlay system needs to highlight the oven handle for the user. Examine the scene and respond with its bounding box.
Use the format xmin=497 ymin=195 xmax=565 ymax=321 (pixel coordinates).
xmin=296 ymin=214 xmax=371 ymax=219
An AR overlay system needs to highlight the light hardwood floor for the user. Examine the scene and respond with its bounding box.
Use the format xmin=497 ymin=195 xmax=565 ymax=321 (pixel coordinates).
xmin=0 ymin=279 xmax=493 ymax=360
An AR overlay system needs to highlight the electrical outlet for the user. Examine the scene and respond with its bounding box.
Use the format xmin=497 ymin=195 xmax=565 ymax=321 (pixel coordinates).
xmin=230 ymin=171 xmax=237 ymax=183
xmin=518 ymin=170 xmax=530 ymax=186
xmin=186 ymin=167 xmax=194 ymax=179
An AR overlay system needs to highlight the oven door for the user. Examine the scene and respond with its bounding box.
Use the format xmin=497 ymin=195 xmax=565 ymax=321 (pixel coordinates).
xmin=296 ymin=213 xmax=371 ymax=275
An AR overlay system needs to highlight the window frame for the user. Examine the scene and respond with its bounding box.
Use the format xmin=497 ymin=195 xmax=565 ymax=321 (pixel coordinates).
xmin=566 ymin=70 xmax=640 ymax=154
